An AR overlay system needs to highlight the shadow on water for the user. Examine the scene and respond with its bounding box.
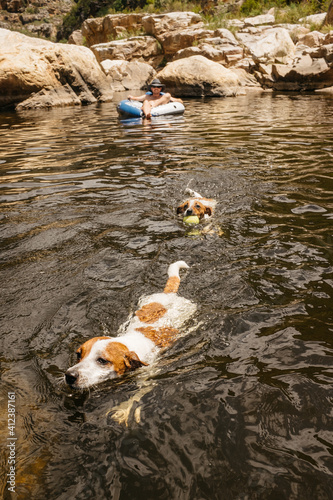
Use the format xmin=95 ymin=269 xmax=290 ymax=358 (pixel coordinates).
xmin=0 ymin=92 xmax=333 ymax=499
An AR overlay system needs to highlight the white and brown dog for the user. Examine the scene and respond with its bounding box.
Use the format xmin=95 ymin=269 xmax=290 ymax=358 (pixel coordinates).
xmin=65 ymin=261 xmax=196 ymax=389
xmin=177 ymin=188 xmax=216 ymax=221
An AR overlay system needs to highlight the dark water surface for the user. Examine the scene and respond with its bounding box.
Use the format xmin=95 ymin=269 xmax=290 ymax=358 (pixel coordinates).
xmin=0 ymin=91 xmax=332 ymax=500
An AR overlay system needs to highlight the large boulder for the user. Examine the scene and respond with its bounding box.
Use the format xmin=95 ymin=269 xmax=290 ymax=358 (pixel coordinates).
xmin=142 ymin=11 xmax=203 ymax=37
xmin=91 ymin=36 xmax=163 ymax=67
xmin=173 ymin=42 xmax=244 ymax=66
xmin=172 ymin=30 xmax=244 ymax=67
xmin=237 ymin=27 xmax=295 ymax=64
xmin=142 ymin=11 xmax=208 ymax=58
xmin=100 ymin=59 xmax=155 ymax=91
xmin=0 ymin=28 xmax=113 ymax=110
xmin=160 ymin=27 xmax=215 ymax=56
xmin=271 ymin=54 xmax=333 ymax=90
xmin=156 ymin=55 xmax=241 ymax=96
xmin=81 ymin=13 xmax=145 ymax=47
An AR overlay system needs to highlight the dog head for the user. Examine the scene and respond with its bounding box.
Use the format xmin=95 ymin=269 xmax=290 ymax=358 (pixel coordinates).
xmin=65 ymin=337 xmax=147 ymax=389
xmin=177 ymin=199 xmax=213 ymax=219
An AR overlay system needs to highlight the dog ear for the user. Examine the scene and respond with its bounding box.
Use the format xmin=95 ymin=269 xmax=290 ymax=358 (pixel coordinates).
xmin=176 ymin=205 xmax=183 ymax=214
xmin=205 ymin=206 xmax=212 ymax=216
xmin=124 ymin=351 xmax=148 ymax=371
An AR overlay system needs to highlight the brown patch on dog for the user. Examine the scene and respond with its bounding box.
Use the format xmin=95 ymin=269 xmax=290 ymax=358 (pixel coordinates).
xmin=137 ymin=326 xmax=179 ymax=348
xmin=104 ymin=341 xmax=147 ymax=375
xmin=203 ymin=205 xmax=212 ymax=216
xmin=136 ymin=302 xmax=167 ymax=323
xmin=76 ymin=336 xmax=111 ymax=361
xmin=177 ymin=201 xmax=190 ymax=215
xmin=164 ymin=276 xmax=180 ymax=293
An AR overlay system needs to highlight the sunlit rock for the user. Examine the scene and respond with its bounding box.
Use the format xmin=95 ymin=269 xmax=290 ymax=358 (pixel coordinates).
xmin=0 ymin=28 xmax=113 ymax=110
xmin=213 ymin=29 xmax=239 ymax=45
xmin=91 ymin=36 xmax=163 ymax=67
xmin=272 ymin=54 xmax=333 ymax=90
xmin=158 ymin=28 xmax=215 ymax=57
xmin=142 ymin=11 xmax=203 ymax=38
xmin=81 ymin=14 xmax=145 ymax=47
xmin=255 ymin=62 xmax=276 ymax=86
xmin=156 ymin=55 xmax=241 ymax=97
xmin=244 ymin=13 xmax=275 ymax=27
xmin=299 ymin=13 xmax=326 ymax=26
xmin=226 ymin=19 xmax=244 ymax=29
xmin=172 ymin=30 xmax=243 ymax=67
xmin=68 ymin=30 xmax=84 ymax=45
xmin=237 ymin=27 xmax=296 ymax=64
xmin=273 ymin=24 xmax=310 ymax=42
xmin=173 ymin=42 xmax=244 ymax=67
xmin=100 ymin=59 xmax=155 ymax=91
xmin=232 ymin=67 xmax=262 ymax=87
xmin=297 ymin=31 xmax=325 ymax=48
xmin=16 ymin=85 xmax=81 ymax=110
xmin=142 ymin=11 xmax=211 ymax=58
xmin=315 ymin=43 xmax=333 ymax=63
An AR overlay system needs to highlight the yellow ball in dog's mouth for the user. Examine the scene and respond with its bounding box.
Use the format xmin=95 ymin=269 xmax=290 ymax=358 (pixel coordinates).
xmin=183 ymin=215 xmax=200 ymax=225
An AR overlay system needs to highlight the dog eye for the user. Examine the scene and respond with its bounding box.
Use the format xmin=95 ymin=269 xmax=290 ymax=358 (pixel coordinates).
xmin=76 ymin=350 xmax=82 ymax=360
xmin=97 ymin=357 xmax=109 ymax=365
xmin=184 ymin=203 xmax=188 ymax=209
xmin=195 ymin=204 xmax=200 ymax=209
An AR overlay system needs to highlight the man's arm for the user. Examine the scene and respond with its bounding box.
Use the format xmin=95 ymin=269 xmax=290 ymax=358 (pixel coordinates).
xmin=128 ymin=94 xmax=146 ymax=102
xmin=170 ymin=96 xmax=183 ymax=103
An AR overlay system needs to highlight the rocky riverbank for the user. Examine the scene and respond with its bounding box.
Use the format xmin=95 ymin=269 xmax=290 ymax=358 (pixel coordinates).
xmin=0 ymin=0 xmax=73 ymax=39
xmin=1 ymin=7 xmax=333 ymax=110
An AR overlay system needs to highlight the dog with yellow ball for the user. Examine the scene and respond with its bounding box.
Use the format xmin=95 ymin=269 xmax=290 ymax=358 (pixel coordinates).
xmin=177 ymin=188 xmax=216 ymax=222
xmin=177 ymin=188 xmax=223 ymax=236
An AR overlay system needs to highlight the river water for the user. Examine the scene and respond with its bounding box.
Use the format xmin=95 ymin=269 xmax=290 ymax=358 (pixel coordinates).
xmin=0 ymin=91 xmax=332 ymax=499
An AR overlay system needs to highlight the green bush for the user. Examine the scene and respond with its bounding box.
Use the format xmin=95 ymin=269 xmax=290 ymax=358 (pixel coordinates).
xmin=240 ymin=0 xmax=325 ymax=18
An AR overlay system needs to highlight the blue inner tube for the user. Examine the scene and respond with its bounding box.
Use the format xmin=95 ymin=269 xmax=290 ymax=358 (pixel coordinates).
xmin=117 ymin=99 xmax=185 ymax=118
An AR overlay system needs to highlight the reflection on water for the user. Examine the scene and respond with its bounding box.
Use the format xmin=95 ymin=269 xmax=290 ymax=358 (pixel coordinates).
xmin=0 ymin=91 xmax=332 ymax=499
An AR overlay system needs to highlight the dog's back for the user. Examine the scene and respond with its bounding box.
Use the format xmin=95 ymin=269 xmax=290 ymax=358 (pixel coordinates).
xmin=65 ymin=261 xmax=196 ymax=389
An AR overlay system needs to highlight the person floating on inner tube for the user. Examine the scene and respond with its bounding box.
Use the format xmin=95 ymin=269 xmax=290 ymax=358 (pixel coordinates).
xmin=128 ymin=78 xmax=183 ymax=120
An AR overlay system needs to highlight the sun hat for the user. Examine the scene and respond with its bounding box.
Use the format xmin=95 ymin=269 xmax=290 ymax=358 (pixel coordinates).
xmin=147 ymin=78 xmax=166 ymax=91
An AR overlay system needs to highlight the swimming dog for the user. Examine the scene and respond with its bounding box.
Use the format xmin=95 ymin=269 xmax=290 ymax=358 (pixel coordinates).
xmin=65 ymin=261 xmax=196 ymax=389
xmin=177 ymin=188 xmax=216 ymax=220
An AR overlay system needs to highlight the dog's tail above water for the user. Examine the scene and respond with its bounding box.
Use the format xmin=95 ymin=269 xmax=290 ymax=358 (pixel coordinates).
xmin=185 ymin=188 xmax=203 ymax=199
xmin=164 ymin=261 xmax=189 ymax=294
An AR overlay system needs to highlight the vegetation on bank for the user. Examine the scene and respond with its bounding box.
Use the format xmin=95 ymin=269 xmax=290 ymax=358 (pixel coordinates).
xmin=58 ymin=0 xmax=332 ymax=40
